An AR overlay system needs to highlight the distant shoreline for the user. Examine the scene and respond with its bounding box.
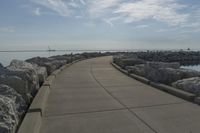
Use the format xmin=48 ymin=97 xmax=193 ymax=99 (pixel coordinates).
xmin=0 ymin=49 xmax=200 ymax=53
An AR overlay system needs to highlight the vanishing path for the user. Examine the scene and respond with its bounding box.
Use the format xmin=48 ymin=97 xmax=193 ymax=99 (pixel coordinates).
xmin=40 ymin=56 xmax=200 ymax=133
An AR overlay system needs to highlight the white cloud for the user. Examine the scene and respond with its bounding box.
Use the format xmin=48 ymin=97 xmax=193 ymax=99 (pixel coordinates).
xmin=102 ymin=16 xmax=121 ymax=27
xmin=114 ymin=0 xmax=188 ymax=26
xmin=32 ymin=0 xmax=70 ymax=16
xmin=29 ymin=0 xmax=199 ymax=29
xmin=87 ymin=0 xmax=120 ymax=18
xmin=68 ymin=1 xmax=79 ymax=8
xmin=0 ymin=27 xmax=15 ymax=33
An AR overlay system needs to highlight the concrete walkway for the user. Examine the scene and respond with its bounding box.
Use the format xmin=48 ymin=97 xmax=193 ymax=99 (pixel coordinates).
xmin=40 ymin=56 xmax=200 ymax=133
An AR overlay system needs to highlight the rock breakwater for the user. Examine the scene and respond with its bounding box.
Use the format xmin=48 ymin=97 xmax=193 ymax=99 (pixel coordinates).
xmin=114 ymin=51 xmax=200 ymax=97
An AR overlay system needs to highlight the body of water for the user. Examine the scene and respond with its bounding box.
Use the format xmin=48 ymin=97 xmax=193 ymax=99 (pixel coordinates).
xmin=181 ymin=65 xmax=200 ymax=72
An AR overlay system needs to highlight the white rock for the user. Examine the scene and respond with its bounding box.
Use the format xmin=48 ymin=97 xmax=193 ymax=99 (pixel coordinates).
xmin=6 ymin=60 xmax=39 ymax=98
xmin=0 ymin=84 xmax=27 ymax=133
xmin=172 ymin=77 xmax=200 ymax=95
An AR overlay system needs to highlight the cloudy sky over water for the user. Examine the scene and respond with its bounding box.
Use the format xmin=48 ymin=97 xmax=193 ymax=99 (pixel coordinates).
xmin=0 ymin=0 xmax=200 ymax=50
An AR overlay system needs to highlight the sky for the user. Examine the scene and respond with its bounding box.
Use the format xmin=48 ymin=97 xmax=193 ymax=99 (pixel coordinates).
xmin=0 ymin=0 xmax=200 ymax=51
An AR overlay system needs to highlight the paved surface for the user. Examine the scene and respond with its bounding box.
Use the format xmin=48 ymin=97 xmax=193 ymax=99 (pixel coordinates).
xmin=40 ymin=56 xmax=200 ymax=133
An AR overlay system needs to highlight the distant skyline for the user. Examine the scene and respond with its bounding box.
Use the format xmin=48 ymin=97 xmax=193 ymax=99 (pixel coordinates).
xmin=0 ymin=0 xmax=200 ymax=50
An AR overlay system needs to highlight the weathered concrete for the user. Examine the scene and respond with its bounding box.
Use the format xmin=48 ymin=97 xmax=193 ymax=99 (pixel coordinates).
xmin=150 ymin=82 xmax=195 ymax=101
xmin=51 ymin=69 xmax=61 ymax=77
xmin=29 ymin=56 xmax=200 ymax=133
xmin=42 ymin=75 xmax=55 ymax=87
xmin=28 ymin=86 xmax=50 ymax=115
xmin=17 ymin=112 xmax=41 ymax=133
xmin=132 ymin=103 xmax=200 ymax=133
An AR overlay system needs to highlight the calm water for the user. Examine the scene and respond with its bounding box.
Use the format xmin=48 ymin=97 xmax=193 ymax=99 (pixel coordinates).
xmin=181 ymin=65 xmax=200 ymax=72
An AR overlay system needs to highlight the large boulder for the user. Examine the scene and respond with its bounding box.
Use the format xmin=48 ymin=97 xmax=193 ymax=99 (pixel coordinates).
xmin=0 ymin=63 xmax=7 ymax=75
xmin=0 ymin=63 xmax=3 ymax=68
xmin=114 ymin=58 xmax=145 ymax=68
xmin=0 ymin=84 xmax=27 ymax=133
xmin=172 ymin=77 xmax=200 ymax=95
xmin=126 ymin=64 xmax=146 ymax=77
xmin=0 ymin=60 xmax=46 ymax=102
xmin=32 ymin=65 xmax=47 ymax=86
xmin=126 ymin=61 xmax=200 ymax=84
xmin=0 ymin=75 xmax=30 ymax=103
xmin=146 ymin=62 xmax=180 ymax=69
xmin=26 ymin=57 xmax=60 ymax=75
xmin=145 ymin=67 xmax=183 ymax=84
xmin=146 ymin=67 xmax=200 ymax=84
xmin=6 ymin=60 xmax=39 ymax=98
xmin=178 ymin=68 xmax=200 ymax=78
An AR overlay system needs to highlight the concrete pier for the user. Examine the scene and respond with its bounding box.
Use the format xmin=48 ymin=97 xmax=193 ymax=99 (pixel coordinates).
xmin=33 ymin=56 xmax=200 ymax=133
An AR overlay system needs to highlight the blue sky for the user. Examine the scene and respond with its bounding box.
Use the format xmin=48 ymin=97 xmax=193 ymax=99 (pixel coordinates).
xmin=0 ymin=0 xmax=200 ymax=50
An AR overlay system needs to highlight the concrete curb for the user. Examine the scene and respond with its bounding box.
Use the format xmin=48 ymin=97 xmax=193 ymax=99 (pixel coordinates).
xmin=51 ymin=69 xmax=61 ymax=77
xmin=111 ymin=62 xmax=129 ymax=75
xmin=17 ymin=58 xmax=84 ymax=133
xmin=150 ymin=82 xmax=195 ymax=101
xmin=28 ymin=86 xmax=50 ymax=116
xmin=42 ymin=75 xmax=55 ymax=88
xmin=129 ymin=74 xmax=150 ymax=85
xmin=17 ymin=112 xmax=41 ymax=133
xmin=111 ymin=61 xmax=196 ymax=103
xmin=111 ymin=62 xmax=150 ymax=85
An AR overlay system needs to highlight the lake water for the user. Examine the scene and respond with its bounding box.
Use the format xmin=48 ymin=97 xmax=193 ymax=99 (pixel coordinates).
xmin=181 ymin=65 xmax=200 ymax=72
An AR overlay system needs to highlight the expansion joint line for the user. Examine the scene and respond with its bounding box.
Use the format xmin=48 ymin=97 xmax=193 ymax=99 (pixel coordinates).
xmin=89 ymin=61 xmax=158 ymax=133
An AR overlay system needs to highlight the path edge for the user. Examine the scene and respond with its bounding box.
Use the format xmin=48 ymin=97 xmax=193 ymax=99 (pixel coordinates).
xmin=111 ymin=61 xmax=196 ymax=103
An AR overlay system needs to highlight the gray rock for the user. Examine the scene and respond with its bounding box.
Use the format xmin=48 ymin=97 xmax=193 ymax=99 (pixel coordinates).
xmin=72 ymin=54 xmax=84 ymax=61
xmin=0 ymin=63 xmax=3 ymax=68
xmin=0 ymin=85 xmax=27 ymax=133
xmin=6 ymin=60 xmax=39 ymax=98
xmin=146 ymin=62 xmax=180 ymax=69
xmin=146 ymin=67 xmax=183 ymax=84
xmin=0 ymin=75 xmax=31 ymax=103
xmin=126 ymin=61 xmax=200 ymax=84
xmin=145 ymin=67 xmax=200 ymax=84
xmin=0 ymin=64 xmax=7 ymax=75
xmin=172 ymin=77 xmax=200 ymax=95
xmin=26 ymin=57 xmax=61 ymax=75
xmin=32 ymin=65 xmax=47 ymax=85
xmin=0 ymin=96 xmax=17 ymax=133
xmin=114 ymin=58 xmax=145 ymax=68
xmin=178 ymin=68 xmax=200 ymax=78
xmin=49 ymin=55 xmax=71 ymax=63
xmin=126 ymin=64 xmax=146 ymax=77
